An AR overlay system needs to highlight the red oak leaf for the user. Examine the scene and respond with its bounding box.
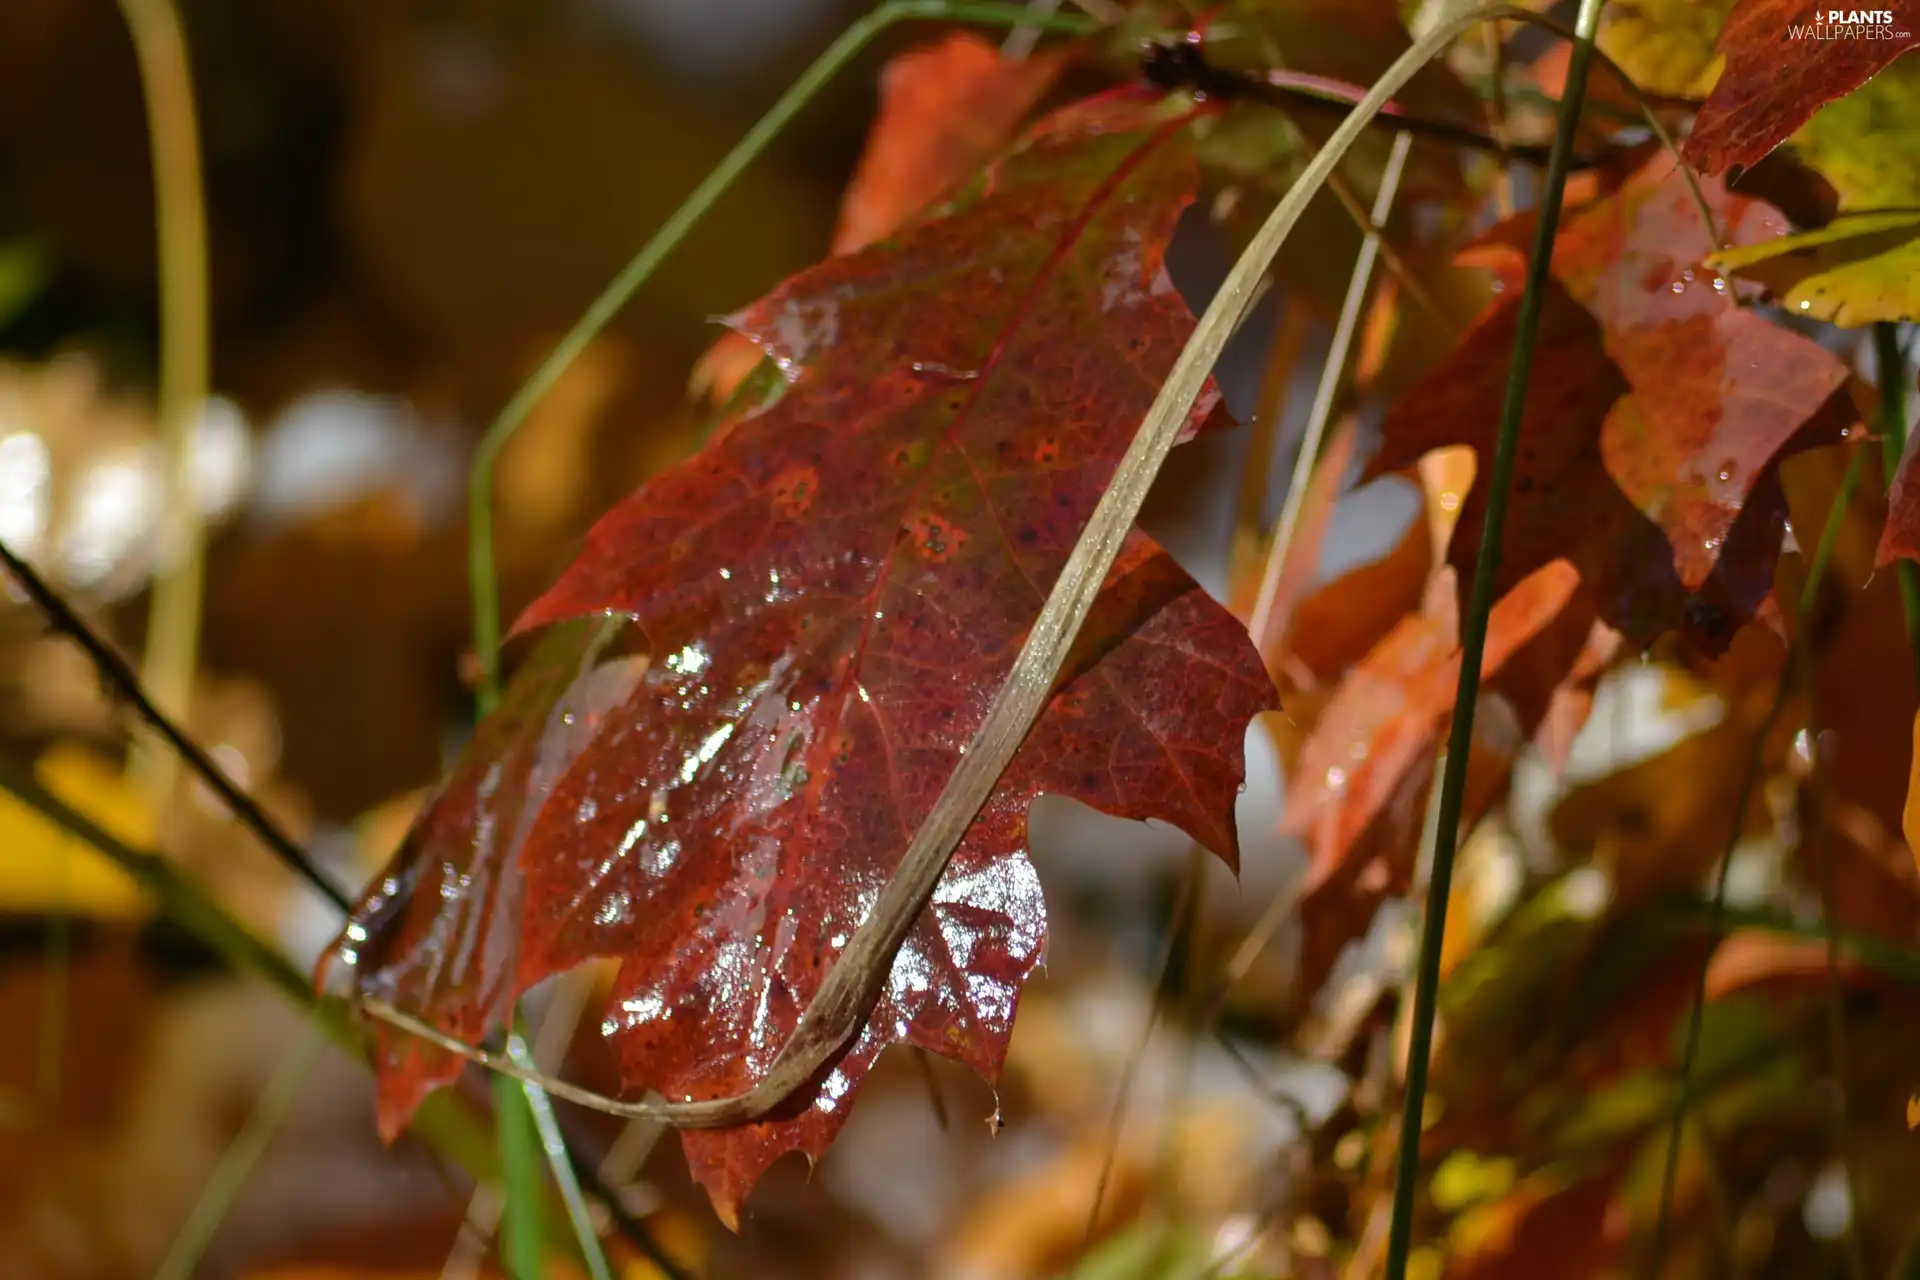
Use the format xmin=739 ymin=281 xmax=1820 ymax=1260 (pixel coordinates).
xmin=693 ymin=34 xmax=1066 ymax=403
xmin=1683 ymin=0 xmax=1919 ymax=175
xmin=331 ymin=96 xmax=1276 ymax=1224
xmin=327 ymin=619 xmax=646 ymax=1129
xmin=1368 ymin=153 xmax=1855 ymax=654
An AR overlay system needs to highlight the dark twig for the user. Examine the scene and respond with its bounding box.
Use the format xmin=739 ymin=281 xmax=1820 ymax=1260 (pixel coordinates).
xmin=0 ymin=540 xmax=351 ymax=911
xmin=1140 ymin=39 xmax=1602 ymax=169
xmin=0 ymin=543 xmax=688 ymax=1278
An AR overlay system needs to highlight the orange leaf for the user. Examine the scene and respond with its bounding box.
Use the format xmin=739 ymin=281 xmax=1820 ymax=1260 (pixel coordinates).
xmin=692 ymin=33 xmax=1066 ymax=405
xmin=1285 ymin=562 xmax=1590 ymax=997
xmin=1704 ymin=931 xmax=1872 ymax=1001
xmin=1275 ymin=472 xmax=1433 ymax=692
xmin=833 ymin=33 xmax=1067 ymax=256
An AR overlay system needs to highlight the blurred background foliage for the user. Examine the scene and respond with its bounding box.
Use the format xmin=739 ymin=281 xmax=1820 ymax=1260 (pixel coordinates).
xmin=4 ymin=1 xmax=1920 ymax=1278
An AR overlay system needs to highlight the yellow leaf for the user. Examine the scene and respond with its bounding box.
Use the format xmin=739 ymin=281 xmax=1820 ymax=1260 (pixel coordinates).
xmin=1703 ymin=59 xmax=1920 ymax=327
xmin=1790 ymin=59 xmax=1920 ymax=213
xmin=1707 ymin=211 xmax=1920 ymax=329
xmin=0 ymin=743 xmax=155 ymax=919
xmin=1595 ymin=0 xmax=1733 ymax=98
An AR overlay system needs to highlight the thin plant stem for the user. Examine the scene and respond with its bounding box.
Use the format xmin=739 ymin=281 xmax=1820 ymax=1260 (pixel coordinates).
xmin=441 ymin=1185 xmax=501 ymax=1280
xmin=1075 ymin=851 xmax=1203 ymax=1269
xmin=1875 ymin=321 xmax=1920 ymax=679
xmin=1381 ymin=1 xmax=1608 ymax=1273
xmin=1002 ymin=0 xmax=1065 ymax=58
xmin=115 ymin=0 xmax=211 ymax=818
xmin=0 ymin=756 xmax=689 ymax=1278
xmin=1483 ymin=20 xmax=1513 ymax=220
xmin=153 ymin=1025 xmax=330 ymax=1280
xmin=495 ymin=1050 xmax=547 ymax=1280
xmin=464 ymin=0 xmax=1096 ymax=715
xmin=371 ymin=2 xmax=1593 ymax=1132
xmin=1248 ymin=129 xmax=1413 ymax=641
xmin=1808 ymin=446 xmax=1871 ymax=608
xmin=1650 ymin=443 xmax=1870 ymax=1268
xmin=510 ymin=1019 xmax=615 ymax=1280
xmin=1792 ymin=617 xmax=1869 ymax=1280
xmin=0 ymin=542 xmax=351 ymax=911
xmin=0 ymin=546 xmax=684 ymax=1275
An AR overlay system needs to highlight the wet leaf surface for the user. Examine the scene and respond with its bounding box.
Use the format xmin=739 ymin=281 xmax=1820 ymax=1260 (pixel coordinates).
xmin=331 ymin=97 xmax=1276 ymax=1222
xmin=1368 ymin=154 xmax=1855 ymax=654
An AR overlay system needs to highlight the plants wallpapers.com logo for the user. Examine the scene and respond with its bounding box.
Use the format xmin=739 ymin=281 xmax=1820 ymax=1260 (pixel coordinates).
xmin=1788 ymin=8 xmax=1913 ymax=37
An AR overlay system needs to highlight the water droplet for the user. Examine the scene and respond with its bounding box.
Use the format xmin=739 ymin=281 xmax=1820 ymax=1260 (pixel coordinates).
xmin=1325 ymin=765 xmax=1348 ymax=792
xmin=666 ymin=643 xmax=709 ymax=675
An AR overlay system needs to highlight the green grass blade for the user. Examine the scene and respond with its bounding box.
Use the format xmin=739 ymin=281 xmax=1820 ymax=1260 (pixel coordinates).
xmin=1381 ymin=1 xmax=1609 ymax=1274
xmin=461 ymin=4 xmax=1094 ymax=1263
xmin=465 ymin=0 xmax=1096 ymax=712
xmin=495 ymin=1066 xmax=548 ymax=1279
xmin=1875 ymin=321 xmax=1920 ymax=678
